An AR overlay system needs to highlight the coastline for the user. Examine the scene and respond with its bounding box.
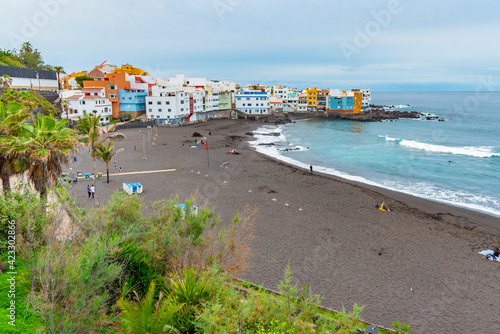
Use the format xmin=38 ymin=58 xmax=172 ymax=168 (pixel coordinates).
xmin=67 ymin=118 xmax=500 ymax=333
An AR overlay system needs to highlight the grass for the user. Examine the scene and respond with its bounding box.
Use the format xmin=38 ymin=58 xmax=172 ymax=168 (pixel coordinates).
xmin=0 ymin=260 xmax=45 ymax=333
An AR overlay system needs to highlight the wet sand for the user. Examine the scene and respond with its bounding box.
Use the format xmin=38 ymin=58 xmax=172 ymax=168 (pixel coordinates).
xmin=67 ymin=118 xmax=500 ymax=333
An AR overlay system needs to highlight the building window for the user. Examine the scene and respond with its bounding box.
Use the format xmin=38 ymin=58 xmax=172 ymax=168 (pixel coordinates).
xmin=158 ymin=109 xmax=162 ymax=112
xmin=148 ymin=101 xmax=152 ymax=105
xmin=109 ymin=93 xmax=117 ymax=99
xmin=108 ymin=85 xmax=116 ymax=90
xmin=149 ymin=109 xmax=152 ymax=112
xmin=157 ymin=101 xmax=161 ymax=105
xmin=168 ymin=109 xmax=171 ymax=112
xmin=166 ymin=101 xmax=170 ymax=105
xmin=157 ymin=115 xmax=160 ymax=119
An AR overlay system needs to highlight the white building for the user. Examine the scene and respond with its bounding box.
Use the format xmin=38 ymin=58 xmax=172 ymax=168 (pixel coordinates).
xmin=272 ymin=85 xmax=295 ymax=100
xmin=146 ymin=85 xmax=206 ymax=125
xmin=60 ymin=88 xmax=112 ymax=125
xmin=297 ymin=94 xmax=308 ymax=112
xmin=351 ymin=89 xmax=371 ymax=108
xmin=235 ymin=90 xmax=270 ymax=115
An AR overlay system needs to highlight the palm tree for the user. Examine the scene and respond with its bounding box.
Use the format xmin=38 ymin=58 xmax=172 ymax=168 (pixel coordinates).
xmin=53 ymin=66 xmax=65 ymax=91
xmin=61 ymin=100 xmax=70 ymax=120
xmin=0 ymin=74 xmax=13 ymax=89
xmin=0 ymin=102 xmax=29 ymax=192
xmin=21 ymin=41 xmax=33 ymax=53
xmin=78 ymin=111 xmax=124 ymax=204
xmin=3 ymin=116 xmax=79 ymax=199
xmin=95 ymin=141 xmax=123 ymax=183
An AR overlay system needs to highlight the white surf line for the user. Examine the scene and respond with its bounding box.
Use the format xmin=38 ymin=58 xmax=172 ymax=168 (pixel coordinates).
xmin=77 ymin=169 xmax=176 ymax=179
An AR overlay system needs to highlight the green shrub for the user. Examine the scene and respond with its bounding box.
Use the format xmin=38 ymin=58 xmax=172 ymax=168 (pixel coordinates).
xmin=118 ymin=281 xmax=182 ymax=334
xmin=168 ymin=267 xmax=211 ymax=333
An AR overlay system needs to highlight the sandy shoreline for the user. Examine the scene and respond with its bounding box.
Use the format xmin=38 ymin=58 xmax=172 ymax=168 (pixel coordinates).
xmin=66 ymin=118 xmax=500 ymax=333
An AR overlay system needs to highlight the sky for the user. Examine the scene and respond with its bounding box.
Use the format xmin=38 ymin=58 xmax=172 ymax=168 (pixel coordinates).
xmin=2 ymin=0 xmax=500 ymax=91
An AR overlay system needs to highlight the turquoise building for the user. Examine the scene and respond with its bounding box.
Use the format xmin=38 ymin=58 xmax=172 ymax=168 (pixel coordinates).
xmin=119 ymin=89 xmax=147 ymax=117
xmin=327 ymin=96 xmax=354 ymax=112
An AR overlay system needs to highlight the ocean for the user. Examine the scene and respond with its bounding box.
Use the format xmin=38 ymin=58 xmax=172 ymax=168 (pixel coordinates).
xmin=250 ymin=92 xmax=500 ymax=217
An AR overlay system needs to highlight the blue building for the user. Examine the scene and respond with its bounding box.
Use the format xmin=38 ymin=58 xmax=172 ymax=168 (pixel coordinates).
xmin=119 ymin=89 xmax=147 ymax=118
xmin=327 ymin=95 xmax=354 ymax=112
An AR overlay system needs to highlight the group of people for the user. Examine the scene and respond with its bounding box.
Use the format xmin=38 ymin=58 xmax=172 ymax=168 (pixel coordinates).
xmin=87 ymin=185 xmax=95 ymax=198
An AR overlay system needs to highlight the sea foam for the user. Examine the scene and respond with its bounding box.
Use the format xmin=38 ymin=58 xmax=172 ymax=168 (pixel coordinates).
xmin=379 ymin=135 xmax=499 ymax=158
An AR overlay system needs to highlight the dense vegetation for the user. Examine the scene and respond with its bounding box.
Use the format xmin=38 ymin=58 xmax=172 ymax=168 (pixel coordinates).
xmin=0 ymin=42 xmax=57 ymax=71
xmin=0 ymin=188 xmax=412 ymax=333
xmin=0 ymin=89 xmax=57 ymax=116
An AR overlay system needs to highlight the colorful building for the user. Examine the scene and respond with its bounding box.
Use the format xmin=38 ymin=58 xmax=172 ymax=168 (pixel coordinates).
xmin=83 ymin=71 xmax=130 ymax=118
xmin=119 ymin=89 xmax=147 ymax=118
xmin=326 ymin=90 xmax=362 ymax=113
xmin=218 ymin=92 xmax=232 ymax=110
xmin=306 ymin=87 xmax=318 ymax=111
xmin=114 ymin=64 xmax=149 ymax=76
xmin=61 ymin=87 xmax=112 ymax=125
xmin=83 ymin=71 xmax=154 ymax=118
xmin=63 ymin=70 xmax=87 ymax=90
xmin=351 ymin=89 xmax=371 ymax=108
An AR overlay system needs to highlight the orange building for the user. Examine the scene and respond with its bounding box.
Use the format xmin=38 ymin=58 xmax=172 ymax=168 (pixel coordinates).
xmin=83 ymin=71 xmax=130 ymax=118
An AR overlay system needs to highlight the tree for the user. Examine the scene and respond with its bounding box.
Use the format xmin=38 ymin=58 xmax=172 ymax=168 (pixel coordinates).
xmin=0 ymin=102 xmax=28 ymax=192
xmin=235 ymin=83 xmax=241 ymax=90
xmin=78 ymin=111 xmax=124 ymax=205
xmin=95 ymin=141 xmax=124 ymax=183
xmin=75 ymin=75 xmax=94 ymax=88
xmin=53 ymin=66 xmax=65 ymax=90
xmin=21 ymin=42 xmax=33 ymax=54
xmin=61 ymin=99 xmax=70 ymax=120
xmin=0 ymin=74 xmax=13 ymax=88
xmin=3 ymin=116 xmax=79 ymax=199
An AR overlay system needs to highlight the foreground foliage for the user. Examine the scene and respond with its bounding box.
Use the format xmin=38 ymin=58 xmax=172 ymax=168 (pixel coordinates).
xmin=0 ymin=189 xmax=410 ymax=333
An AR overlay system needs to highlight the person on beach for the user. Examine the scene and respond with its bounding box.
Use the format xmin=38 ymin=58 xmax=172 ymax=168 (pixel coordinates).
xmin=310 ymin=165 xmax=313 ymax=174
xmin=118 ymin=167 xmax=122 ymax=172
xmin=113 ymin=160 xmax=117 ymax=170
xmin=484 ymin=248 xmax=500 ymax=261
xmin=377 ymin=202 xmax=390 ymax=211
xmin=91 ymin=185 xmax=95 ymax=198
xmin=87 ymin=185 xmax=91 ymax=198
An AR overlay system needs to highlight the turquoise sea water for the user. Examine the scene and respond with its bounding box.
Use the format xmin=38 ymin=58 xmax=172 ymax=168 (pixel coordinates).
xmin=250 ymin=92 xmax=500 ymax=217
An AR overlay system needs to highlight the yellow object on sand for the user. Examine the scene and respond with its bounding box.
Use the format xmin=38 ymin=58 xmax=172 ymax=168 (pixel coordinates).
xmin=379 ymin=207 xmax=387 ymax=211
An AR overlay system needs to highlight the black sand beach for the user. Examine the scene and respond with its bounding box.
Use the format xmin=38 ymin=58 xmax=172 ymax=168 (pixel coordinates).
xmin=67 ymin=119 xmax=500 ymax=333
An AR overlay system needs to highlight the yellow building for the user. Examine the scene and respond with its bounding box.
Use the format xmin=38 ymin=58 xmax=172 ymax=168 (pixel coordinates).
xmin=63 ymin=71 xmax=87 ymax=89
xmin=306 ymin=87 xmax=318 ymax=111
xmin=114 ymin=64 xmax=149 ymax=76
xmin=353 ymin=92 xmax=362 ymax=113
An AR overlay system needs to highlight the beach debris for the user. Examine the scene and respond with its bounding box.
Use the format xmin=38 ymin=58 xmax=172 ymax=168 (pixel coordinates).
xmin=197 ymin=171 xmax=201 ymax=174
xmin=298 ymin=207 xmax=303 ymax=211
xmin=248 ymin=189 xmax=252 ymax=193
xmin=272 ymin=197 xmax=277 ymax=201
xmin=285 ymin=202 xmax=289 ymax=206
xmin=224 ymin=180 xmax=227 ymax=184
xmin=191 ymin=169 xmax=194 ymax=173
xmin=205 ymin=174 xmax=209 ymax=177
xmin=192 ymin=132 xmax=202 ymax=137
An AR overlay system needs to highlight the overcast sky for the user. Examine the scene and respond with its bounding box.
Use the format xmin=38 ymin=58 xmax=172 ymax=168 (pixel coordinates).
xmin=2 ymin=0 xmax=500 ymax=91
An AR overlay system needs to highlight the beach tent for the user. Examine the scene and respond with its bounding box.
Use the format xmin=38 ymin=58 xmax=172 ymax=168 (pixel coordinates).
xmin=123 ymin=182 xmax=143 ymax=195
